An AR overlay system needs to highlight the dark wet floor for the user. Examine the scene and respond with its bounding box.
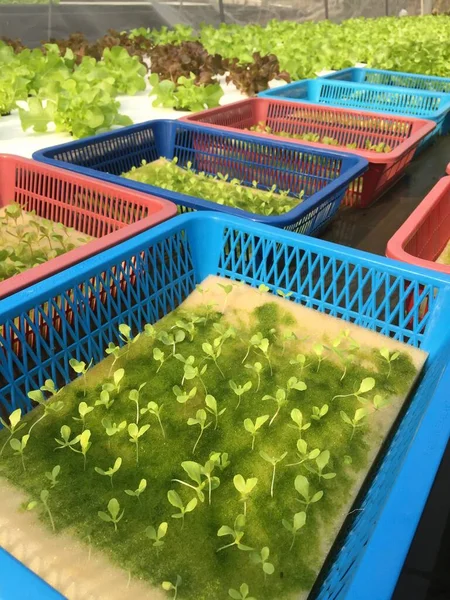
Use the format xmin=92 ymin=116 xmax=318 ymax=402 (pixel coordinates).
xmin=324 ymin=135 xmax=450 ymax=600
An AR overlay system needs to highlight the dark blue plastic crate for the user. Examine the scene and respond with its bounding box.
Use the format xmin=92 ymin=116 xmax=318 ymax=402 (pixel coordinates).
xmin=259 ymin=79 xmax=450 ymax=138
xmin=0 ymin=212 xmax=450 ymax=600
xmin=32 ymin=119 xmax=367 ymax=235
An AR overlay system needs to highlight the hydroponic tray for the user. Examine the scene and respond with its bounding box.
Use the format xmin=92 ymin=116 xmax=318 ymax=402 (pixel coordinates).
xmin=386 ymin=163 xmax=450 ymax=274
xmin=182 ymin=98 xmax=435 ymax=208
xmin=0 ymin=154 xmax=176 ymax=299
xmin=0 ymin=212 xmax=450 ymax=600
xmin=32 ymin=120 xmax=367 ymax=235
xmin=258 ymin=79 xmax=450 ymax=138
xmin=323 ymin=67 xmax=450 ymax=94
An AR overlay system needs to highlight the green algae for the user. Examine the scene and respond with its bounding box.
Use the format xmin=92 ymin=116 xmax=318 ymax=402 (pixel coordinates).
xmin=0 ymin=287 xmax=420 ymax=600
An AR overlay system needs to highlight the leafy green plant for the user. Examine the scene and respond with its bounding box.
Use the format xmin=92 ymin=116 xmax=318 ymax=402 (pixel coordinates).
xmin=141 ymin=401 xmax=165 ymax=438
xmin=10 ymin=433 xmax=30 ymax=472
xmin=311 ymin=404 xmax=329 ymax=421
xmin=54 ymin=425 xmax=80 ymax=451
xmin=167 ymin=490 xmax=198 ymax=529
xmin=282 ymin=511 xmax=306 ymax=550
xmin=217 ymin=514 xmax=253 ymax=553
xmin=307 ymin=450 xmax=336 ymax=481
xmin=119 ymin=324 xmax=140 ymax=357
xmin=379 ymin=348 xmax=400 ymax=378
xmin=294 ymin=475 xmax=324 ymax=510
xmin=202 ymin=340 xmax=225 ymax=378
xmin=243 ymin=414 xmax=269 ymax=451
xmin=128 ymin=383 xmax=147 ymax=425
xmin=27 ymin=489 xmax=56 ymax=532
xmin=146 ymin=521 xmax=168 ymax=554
xmin=187 ymin=409 xmax=211 ymax=454
xmin=45 ymin=465 xmax=61 ymax=488
xmin=259 ymin=450 xmax=287 ymax=497
xmin=229 ymin=583 xmax=257 ymax=600
xmin=69 ymin=358 xmax=93 ymax=395
xmin=263 ymin=388 xmax=288 ymax=426
xmin=72 ymin=401 xmax=94 ymax=431
xmin=340 ymin=408 xmax=369 ymax=439
xmin=159 ymin=329 xmax=186 ymax=356
xmin=125 ymin=478 xmax=147 ymax=501
xmin=229 ymin=379 xmax=253 ymax=409
xmin=162 ymin=575 xmax=182 ymax=600
xmin=204 ymin=394 xmax=226 ymax=429
xmin=217 ymin=282 xmax=234 ymax=312
xmin=149 ymin=72 xmax=223 ymax=112
xmin=0 ymin=409 xmax=25 ymax=457
xmin=233 ymin=474 xmax=258 ymax=516
xmin=105 ymin=342 xmax=121 ymax=373
xmin=173 ymin=385 xmax=197 ymax=408
xmin=26 ymin=389 xmax=64 ymax=434
xmin=94 ymin=457 xmax=122 ymax=488
xmin=128 ymin=423 xmax=150 ymax=465
xmin=98 ymin=497 xmax=124 ymax=532
xmin=286 ymin=439 xmax=320 ymax=468
xmin=333 ymin=377 xmax=376 ymax=403
xmin=244 ymin=361 xmax=263 ymax=392
xmin=313 ymin=343 xmax=325 ymax=372
xmin=286 ymin=376 xmax=307 ymax=397
xmin=250 ymin=546 xmax=275 ymax=576
xmin=372 ymin=394 xmax=391 ymax=411
xmin=72 ymin=429 xmax=92 ymax=471
xmin=101 ymin=418 xmax=127 ymax=438
xmin=289 ymin=353 xmax=310 ymax=376
xmin=153 ymin=347 xmax=167 ymax=372
xmin=289 ymin=408 xmax=311 ymax=437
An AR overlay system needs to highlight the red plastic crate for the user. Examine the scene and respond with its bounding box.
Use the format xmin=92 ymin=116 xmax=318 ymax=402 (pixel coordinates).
xmin=386 ymin=164 xmax=450 ymax=275
xmin=182 ymin=98 xmax=435 ymax=209
xmin=0 ymin=154 xmax=177 ymax=299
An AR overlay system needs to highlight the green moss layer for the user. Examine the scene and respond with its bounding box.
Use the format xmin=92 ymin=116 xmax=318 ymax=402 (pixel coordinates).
xmin=0 ymin=294 xmax=417 ymax=600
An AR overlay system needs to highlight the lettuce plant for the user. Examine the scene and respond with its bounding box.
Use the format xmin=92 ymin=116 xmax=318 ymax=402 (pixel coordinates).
xmin=69 ymin=358 xmax=93 ymax=396
xmin=250 ymin=546 xmax=275 ymax=577
xmin=286 ymin=439 xmax=320 ymax=468
xmin=233 ymin=474 xmax=258 ymax=516
xmin=159 ymin=329 xmax=186 ymax=356
xmin=282 ymin=511 xmax=306 ymax=550
xmin=72 ymin=429 xmax=92 ymax=471
xmin=379 ymin=348 xmax=400 ymax=378
xmin=229 ymin=583 xmax=256 ymax=600
xmin=294 ymin=475 xmax=324 ymax=511
xmin=289 ymin=409 xmax=311 ymax=438
xmin=311 ymin=404 xmax=329 ymax=421
xmin=0 ymin=409 xmax=25 ymax=457
xmin=125 ymin=478 xmax=147 ymax=501
xmin=332 ymin=377 xmax=375 ymax=403
xmin=340 ymin=408 xmax=369 ymax=439
xmin=146 ymin=521 xmax=168 ymax=554
xmin=102 ymin=418 xmax=127 ymax=438
xmin=73 ymin=401 xmax=94 ymax=431
xmin=27 ymin=388 xmax=64 ymax=435
xmin=244 ymin=415 xmax=269 ymax=451
xmin=128 ymin=423 xmax=150 ymax=465
xmin=141 ymin=401 xmax=165 ymax=438
xmin=217 ymin=514 xmax=253 ymax=553
xmin=10 ymin=434 xmax=30 ymax=472
xmin=167 ymin=490 xmax=197 ymax=530
xmin=45 ymin=465 xmax=61 ymax=488
xmin=162 ymin=575 xmax=182 ymax=600
xmin=263 ymin=388 xmax=288 ymax=426
xmin=149 ymin=73 xmax=223 ymax=112
xmin=128 ymin=383 xmax=147 ymax=425
xmin=307 ymin=450 xmax=336 ymax=481
xmin=229 ymin=380 xmax=253 ymax=409
xmin=187 ymin=410 xmax=212 ymax=454
xmin=259 ymin=451 xmax=287 ymax=497
xmin=205 ymin=394 xmax=226 ymax=429
xmin=153 ymin=347 xmax=167 ymax=372
xmin=173 ymin=385 xmax=197 ymax=408
xmin=54 ymin=425 xmax=81 ymax=451
xmin=202 ymin=341 xmax=224 ymax=378
xmin=94 ymin=457 xmax=122 ymax=488
xmin=98 ymin=497 xmax=124 ymax=532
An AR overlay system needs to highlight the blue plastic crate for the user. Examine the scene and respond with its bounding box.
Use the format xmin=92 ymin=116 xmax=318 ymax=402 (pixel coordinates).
xmin=323 ymin=67 xmax=450 ymax=94
xmin=32 ymin=119 xmax=367 ymax=236
xmin=0 ymin=212 xmax=450 ymax=600
xmin=259 ymin=79 xmax=450 ymax=138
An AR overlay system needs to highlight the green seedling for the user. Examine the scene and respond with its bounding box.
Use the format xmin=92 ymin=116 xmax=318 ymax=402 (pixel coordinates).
xmin=0 ymin=408 xmax=25 ymax=456
xmin=105 ymin=342 xmax=121 ymax=374
xmin=40 ymin=489 xmax=55 ymax=532
xmin=141 ymin=401 xmax=165 ymax=438
xmin=102 ymin=418 xmax=127 ymax=438
xmin=217 ymin=282 xmax=234 ymax=312
xmin=379 ymin=347 xmax=400 ymax=378
xmin=311 ymin=404 xmax=329 ymax=421
xmin=128 ymin=383 xmax=147 ymax=424
xmin=153 ymin=347 xmax=167 ymax=372
xmin=98 ymin=498 xmax=124 ymax=532
xmin=313 ymin=343 xmax=325 ymax=372
xmin=263 ymin=388 xmax=288 ymax=426
xmin=40 ymin=379 xmax=59 ymax=396
xmin=229 ymin=583 xmax=257 ymax=600
xmin=289 ymin=353 xmax=310 ymax=375
xmin=324 ymin=333 xmax=358 ymax=381
xmin=146 ymin=521 xmax=168 ymax=554
xmin=282 ymin=511 xmax=307 ymax=550
xmin=125 ymin=478 xmax=147 ymax=501
xmin=244 ymin=415 xmax=270 ymax=451
xmin=187 ymin=409 xmax=211 ymax=454
xmin=69 ymin=358 xmax=93 ymax=396
xmin=72 ymin=401 xmax=94 ymax=431
xmin=167 ymin=490 xmax=197 ymax=529
xmin=128 ymin=423 xmax=150 ymax=465
xmin=179 ymin=355 xmax=208 ymax=392
xmin=286 ymin=438 xmax=320 ymax=468
xmin=212 ymin=322 xmax=236 ymax=349
xmin=258 ymin=284 xmax=270 ymax=294
xmin=101 ymin=368 xmax=125 ymax=398
xmin=174 ymin=319 xmax=196 ymax=342
xmin=333 ymin=377 xmax=376 ymax=403
xmin=210 ymin=451 xmax=230 ymax=471
xmin=286 ymin=376 xmax=307 ymax=398
xmin=229 ymin=380 xmax=253 ymax=409
xmin=201 ymin=456 xmax=222 ymax=504
xmin=241 ymin=332 xmax=266 ymax=364
xmin=202 ymin=340 xmax=225 ymax=378
xmin=54 ymin=425 xmax=81 ymax=451
xmin=10 ymin=434 xmax=30 ymax=472
xmin=294 ymin=475 xmax=324 ymax=510
xmin=45 ymin=465 xmax=61 ymax=488
xmin=343 ymin=455 xmax=353 ymax=465
xmin=95 ymin=389 xmax=114 ymax=410
xmin=244 ymin=361 xmax=263 ymax=392
xmin=373 ymin=394 xmax=391 ymax=410
xmin=307 ymin=450 xmax=336 ymax=481
xmin=288 ymin=409 xmax=311 ymax=437
xmin=172 ymin=460 xmax=208 ymax=503
xmin=276 ymin=289 xmax=293 ymax=300
xmin=250 ymin=546 xmax=275 ymax=577
xmin=259 ymin=451 xmax=288 ymax=497
xmin=162 ymin=575 xmax=182 ymax=600
xmin=159 ymin=329 xmax=186 ymax=356
xmin=281 ymin=330 xmax=297 ymax=354
xmin=27 ymin=390 xmax=64 ymax=435
xmin=72 ymin=429 xmax=92 ymax=471
xmin=144 ymin=323 xmax=157 ymax=340
xmin=119 ymin=323 xmax=140 ymax=357
xmin=340 ymin=408 xmax=369 ymax=439
xmin=205 ymin=394 xmax=226 ymax=429
xmin=217 ymin=514 xmax=253 ymax=553
xmin=94 ymin=457 xmax=122 ymax=488
xmin=173 ymin=385 xmax=197 ymax=408
xmin=233 ymin=474 xmax=257 ymax=516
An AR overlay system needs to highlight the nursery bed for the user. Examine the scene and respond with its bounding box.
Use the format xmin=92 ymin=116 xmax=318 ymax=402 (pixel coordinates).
xmin=0 ymin=213 xmax=449 ymax=600
xmin=182 ymin=98 xmax=435 ymax=208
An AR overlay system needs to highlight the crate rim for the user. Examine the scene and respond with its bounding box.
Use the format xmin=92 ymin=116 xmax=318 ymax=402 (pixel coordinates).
xmin=32 ymin=119 xmax=369 ymax=228
xmin=386 ymin=175 xmax=450 ymax=274
xmin=323 ymin=66 xmax=450 ymax=84
xmin=2 ymin=211 xmax=450 ymax=322
xmin=0 ymin=153 xmax=177 ymax=299
xmin=181 ymin=98 xmax=436 ymax=163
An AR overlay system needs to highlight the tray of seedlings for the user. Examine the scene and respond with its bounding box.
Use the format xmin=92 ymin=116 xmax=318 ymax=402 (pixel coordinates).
xmin=0 ymin=154 xmax=176 ymax=299
xmin=32 ymin=120 xmax=368 ymax=235
xmin=182 ymin=98 xmax=435 ymax=209
xmin=258 ymin=79 xmax=450 ymax=142
xmin=0 ymin=212 xmax=449 ymax=600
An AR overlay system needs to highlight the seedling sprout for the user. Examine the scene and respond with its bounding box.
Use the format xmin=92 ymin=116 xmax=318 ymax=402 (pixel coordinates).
xmin=141 ymin=401 xmax=165 ymax=438
xmin=294 ymin=475 xmax=324 ymax=511
xmin=128 ymin=383 xmax=147 ymax=424
xmin=162 ymin=575 xmax=182 ymax=600
xmin=125 ymin=478 xmax=147 ymax=501
xmin=202 ymin=340 xmax=225 ymax=378
xmin=244 ymin=361 xmax=263 ymax=392
xmin=119 ymin=323 xmax=140 ymax=357
xmin=379 ymin=348 xmax=400 ymax=378
xmin=0 ymin=409 xmax=25 ymax=456
xmin=340 ymin=408 xmax=369 ymax=439
xmin=313 ymin=344 xmax=325 ymax=372
xmin=229 ymin=583 xmax=257 ymax=600
xmin=263 ymin=388 xmax=288 ymax=426
xmin=26 ymin=389 xmax=64 ymax=435
xmin=94 ymin=457 xmax=122 ymax=488
xmin=233 ymin=474 xmax=258 ymax=516
xmin=332 ymin=377 xmax=376 ymax=403
xmin=69 ymin=358 xmax=93 ymax=396
xmin=98 ymin=497 xmax=124 ymax=532
xmin=159 ymin=329 xmax=186 ymax=356
xmin=173 ymin=385 xmax=197 ymax=408
xmin=146 ymin=521 xmax=168 ymax=554
xmin=217 ymin=514 xmax=253 ymax=553
xmin=102 ymin=418 xmax=127 ymax=438
xmin=286 ymin=439 xmax=320 ymax=468
xmin=286 ymin=377 xmax=307 ymax=397
xmin=128 ymin=423 xmax=150 ymax=465
xmin=167 ymin=489 xmax=198 ymax=530
xmin=187 ymin=409 xmax=211 ymax=454
xmin=282 ymin=511 xmax=306 ymax=550
xmin=229 ymin=380 xmax=253 ymax=409
xmin=244 ymin=415 xmax=269 ymax=450
xmin=289 ymin=353 xmax=310 ymax=376
xmin=54 ymin=425 xmax=81 ymax=451
xmin=28 ymin=489 xmax=56 ymax=532
xmin=307 ymin=450 xmax=336 ymax=481
xmin=73 ymin=401 xmax=94 ymax=431
xmin=311 ymin=404 xmax=329 ymax=422
xmin=45 ymin=465 xmax=61 ymax=488
xmin=71 ymin=429 xmax=92 ymax=471
xmin=259 ymin=451 xmax=288 ymax=497
xmin=10 ymin=434 xmax=30 ymax=472
xmin=105 ymin=343 xmax=121 ymax=374
xmin=205 ymin=394 xmax=226 ymax=429
xmin=250 ymin=546 xmax=275 ymax=577
xmin=217 ymin=282 xmax=234 ymax=312
xmin=153 ymin=348 xmax=167 ymax=372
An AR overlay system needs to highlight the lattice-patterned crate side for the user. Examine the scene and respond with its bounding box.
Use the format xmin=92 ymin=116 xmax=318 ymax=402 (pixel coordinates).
xmin=325 ymin=68 xmax=450 ymax=94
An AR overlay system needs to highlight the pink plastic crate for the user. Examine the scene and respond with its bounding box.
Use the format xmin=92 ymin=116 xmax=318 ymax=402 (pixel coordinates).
xmin=0 ymin=154 xmax=177 ymax=299
xmin=386 ymin=164 xmax=450 ymax=274
xmin=182 ymin=98 xmax=435 ymax=209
